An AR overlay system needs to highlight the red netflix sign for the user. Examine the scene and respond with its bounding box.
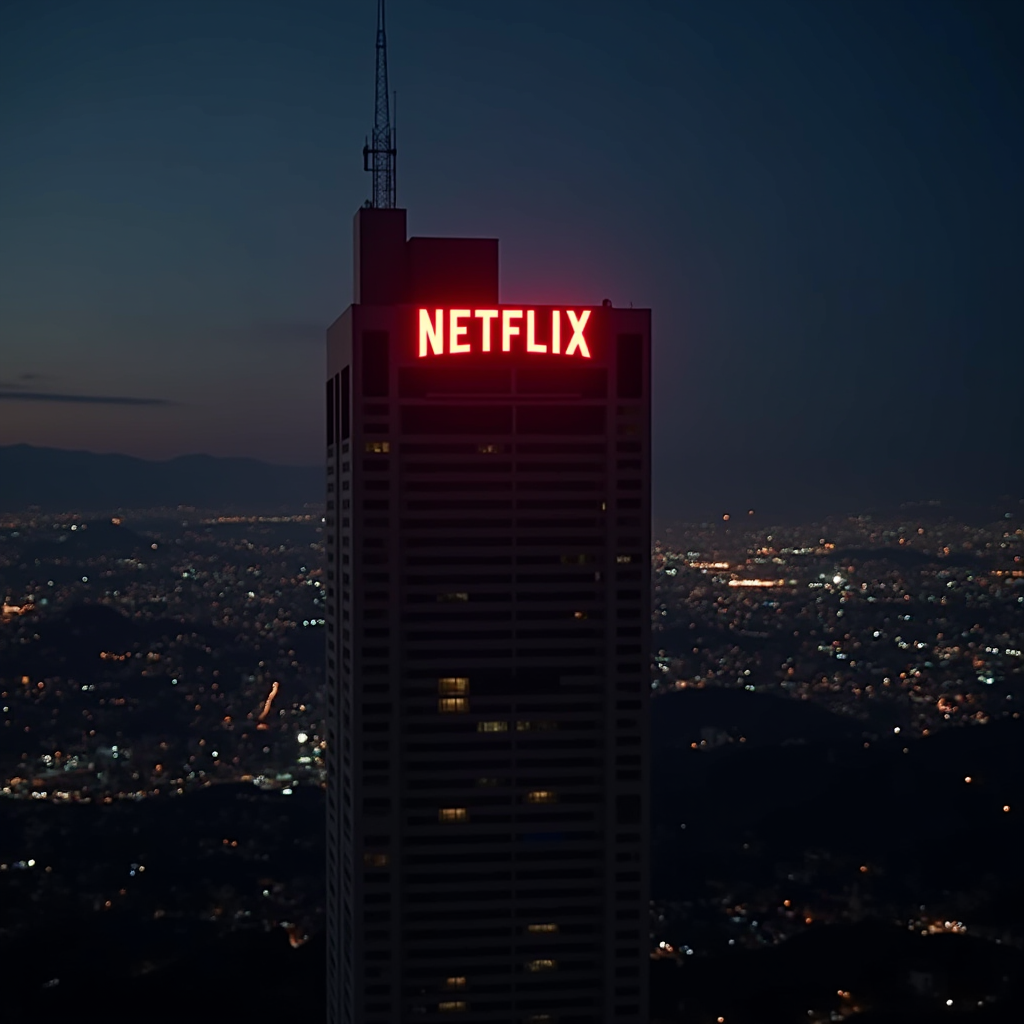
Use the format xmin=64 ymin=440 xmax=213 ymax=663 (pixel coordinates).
xmin=418 ymin=308 xmax=592 ymax=358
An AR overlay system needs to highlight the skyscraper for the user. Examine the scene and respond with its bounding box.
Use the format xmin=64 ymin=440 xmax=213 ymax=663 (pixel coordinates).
xmin=325 ymin=206 xmax=651 ymax=1024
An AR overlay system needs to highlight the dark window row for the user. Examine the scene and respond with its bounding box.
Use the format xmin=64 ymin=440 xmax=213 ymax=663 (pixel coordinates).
xmin=401 ymin=405 xmax=607 ymax=436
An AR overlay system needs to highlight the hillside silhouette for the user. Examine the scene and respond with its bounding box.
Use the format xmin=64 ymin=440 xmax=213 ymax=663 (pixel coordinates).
xmin=0 ymin=445 xmax=321 ymax=512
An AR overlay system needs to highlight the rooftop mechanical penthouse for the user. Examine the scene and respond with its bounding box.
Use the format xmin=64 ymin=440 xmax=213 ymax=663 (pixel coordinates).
xmin=325 ymin=205 xmax=651 ymax=1024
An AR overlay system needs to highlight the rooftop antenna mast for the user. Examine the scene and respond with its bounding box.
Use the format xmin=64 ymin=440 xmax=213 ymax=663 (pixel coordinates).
xmin=363 ymin=0 xmax=397 ymax=208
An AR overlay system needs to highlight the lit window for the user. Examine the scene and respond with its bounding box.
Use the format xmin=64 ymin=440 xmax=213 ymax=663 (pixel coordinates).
xmin=438 ymin=677 xmax=469 ymax=695
xmin=616 ymin=554 xmax=632 ymax=563
xmin=438 ymin=697 xmax=469 ymax=714
xmin=526 ymin=790 xmax=557 ymax=804
xmin=363 ymin=851 xmax=389 ymax=867
xmin=438 ymin=1001 xmax=467 ymax=1012
xmin=477 ymin=721 xmax=508 ymax=733
xmin=437 ymin=592 xmax=469 ymax=603
xmin=364 ymin=441 xmax=390 ymax=453
xmin=438 ymin=807 xmax=468 ymax=823
xmin=477 ymin=444 xmax=502 ymax=454
xmin=573 ymin=610 xmax=588 ymax=620
xmin=444 ymin=976 xmax=467 ymax=989
xmin=525 ymin=959 xmax=557 ymax=972
xmin=527 ymin=922 xmax=559 ymax=934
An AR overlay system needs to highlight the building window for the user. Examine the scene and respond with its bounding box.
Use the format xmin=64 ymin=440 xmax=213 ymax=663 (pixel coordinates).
xmin=403 ymin=404 xmax=512 ymax=435
xmin=525 ymin=790 xmax=557 ymax=804
xmin=326 ymin=377 xmax=335 ymax=446
xmin=444 ymin=977 xmax=467 ymax=990
xmin=365 ymin=440 xmax=390 ymax=453
xmin=560 ymin=553 xmax=593 ymax=565
xmin=438 ymin=697 xmax=469 ymax=714
xmin=477 ymin=721 xmax=508 ymax=733
xmin=617 ymin=794 xmax=641 ymax=824
xmin=617 ymin=334 xmax=643 ymax=398
xmin=437 ymin=592 xmax=469 ymax=603
xmin=527 ymin=922 xmax=559 ymax=934
xmin=363 ymin=852 xmax=389 ymax=868
xmin=438 ymin=807 xmax=468 ymax=823
xmin=477 ymin=443 xmax=503 ymax=454
xmin=340 ymin=366 xmax=350 ymax=441
xmin=517 ymin=405 xmax=605 ymax=435
xmin=362 ymin=331 xmax=389 ymax=397
xmin=438 ymin=1002 xmax=467 ymax=1013
xmin=438 ymin=676 xmax=469 ymax=695
xmin=516 ymin=720 xmax=557 ymax=731
xmin=525 ymin=959 xmax=557 ymax=972
xmin=573 ymin=611 xmax=588 ymax=620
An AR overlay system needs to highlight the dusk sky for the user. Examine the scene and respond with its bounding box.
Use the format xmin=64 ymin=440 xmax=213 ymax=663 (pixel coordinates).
xmin=1 ymin=0 xmax=1020 ymax=516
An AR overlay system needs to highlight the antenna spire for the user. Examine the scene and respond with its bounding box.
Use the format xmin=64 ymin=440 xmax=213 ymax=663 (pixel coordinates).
xmin=363 ymin=0 xmax=397 ymax=208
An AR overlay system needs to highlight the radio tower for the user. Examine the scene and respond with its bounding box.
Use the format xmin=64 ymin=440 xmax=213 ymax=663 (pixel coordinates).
xmin=363 ymin=0 xmax=396 ymax=208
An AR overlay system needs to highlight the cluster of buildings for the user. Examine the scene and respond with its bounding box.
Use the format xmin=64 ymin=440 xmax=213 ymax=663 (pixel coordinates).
xmin=0 ymin=511 xmax=328 ymax=802
xmin=652 ymin=514 xmax=1023 ymax=735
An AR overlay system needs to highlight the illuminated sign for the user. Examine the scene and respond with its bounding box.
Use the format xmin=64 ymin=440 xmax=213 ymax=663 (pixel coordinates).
xmin=418 ymin=308 xmax=592 ymax=359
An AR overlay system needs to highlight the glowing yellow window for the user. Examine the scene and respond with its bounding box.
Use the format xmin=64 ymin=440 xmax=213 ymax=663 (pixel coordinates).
xmin=477 ymin=721 xmax=508 ymax=733
xmin=616 ymin=554 xmax=633 ymax=564
xmin=438 ymin=807 xmax=468 ymax=823
xmin=363 ymin=851 xmax=389 ymax=867
xmin=438 ymin=677 xmax=469 ymax=695
xmin=444 ymin=976 xmax=467 ymax=989
xmin=438 ymin=1001 xmax=467 ymax=1012
xmin=527 ymin=922 xmax=559 ymax=934
xmin=573 ymin=610 xmax=588 ymax=620
xmin=525 ymin=959 xmax=557 ymax=972
xmin=364 ymin=441 xmax=390 ymax=453
xmin=438 ymin=697 xmax=468 ymax=714
xmin=526 ymin=790 xmax=557 ymax=804
xmin=477 ymin=443 xmax=502 ymax=454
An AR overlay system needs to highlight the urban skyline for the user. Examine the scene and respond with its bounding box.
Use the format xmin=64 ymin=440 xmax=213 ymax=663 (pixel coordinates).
xmin=1 ymin=2 xmax=1021 ymax=1022
xmin=1 ymin=503 xmax=1020 ymax=1022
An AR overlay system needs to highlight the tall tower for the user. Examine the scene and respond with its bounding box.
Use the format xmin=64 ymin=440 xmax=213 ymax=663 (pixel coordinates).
xmin=362 ymin=0 xmax=396 ymax=209
xmin=326 ymin=12 xmax=651 ymax=1024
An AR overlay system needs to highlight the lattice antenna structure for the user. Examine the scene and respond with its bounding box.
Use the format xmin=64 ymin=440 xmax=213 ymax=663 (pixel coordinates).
xmin=362 ymin=0 xmax=397 ymax=208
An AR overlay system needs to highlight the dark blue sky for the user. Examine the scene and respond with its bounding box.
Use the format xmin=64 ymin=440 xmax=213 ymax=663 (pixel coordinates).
xmin=0 ymin=0 xmax=1020 ymax=515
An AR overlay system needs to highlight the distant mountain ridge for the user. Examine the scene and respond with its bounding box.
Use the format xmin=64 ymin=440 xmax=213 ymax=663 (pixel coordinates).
xmin=0 ymin=445 xmax=322 ymax=512
xmin=2 ymin=444 xmax=1018 ymax=521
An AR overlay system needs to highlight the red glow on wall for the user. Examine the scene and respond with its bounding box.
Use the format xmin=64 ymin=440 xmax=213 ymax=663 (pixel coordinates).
xmin=418 ymin=308 xmax=592 ymax=359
